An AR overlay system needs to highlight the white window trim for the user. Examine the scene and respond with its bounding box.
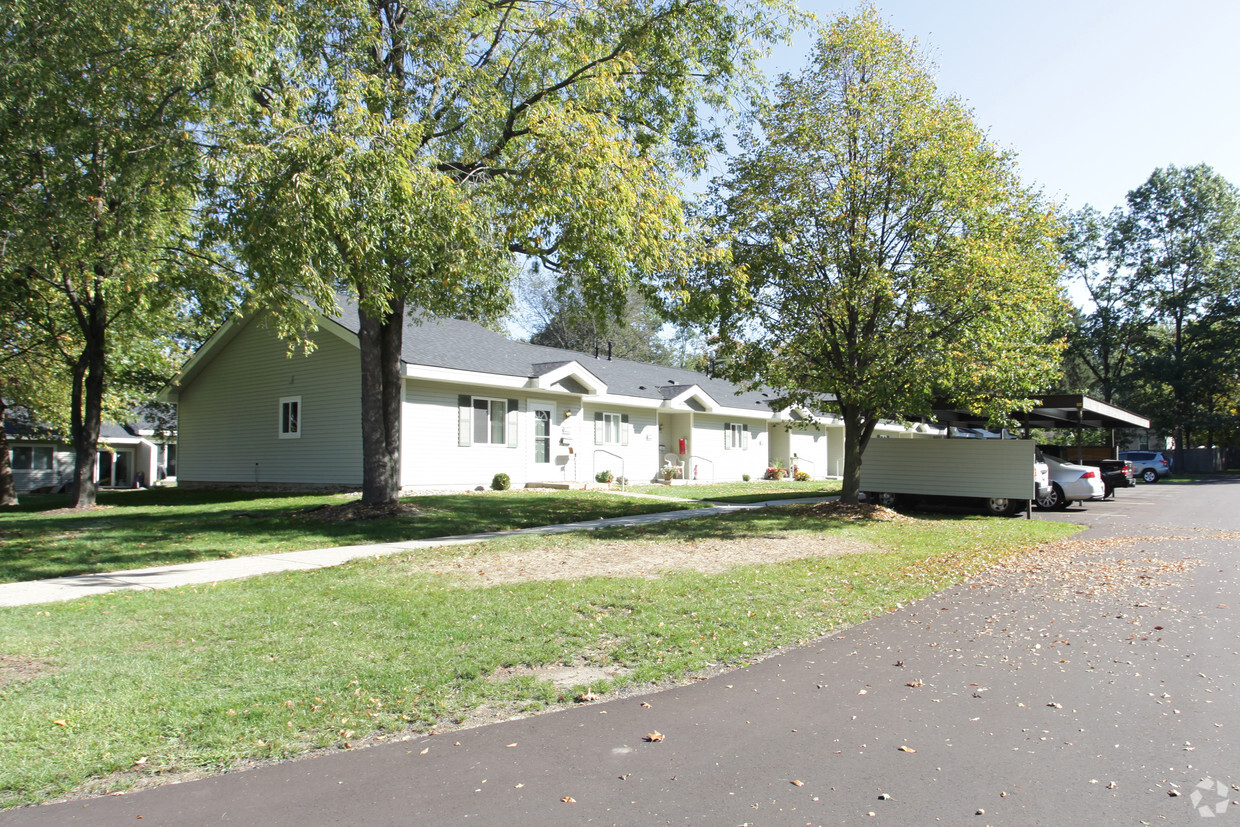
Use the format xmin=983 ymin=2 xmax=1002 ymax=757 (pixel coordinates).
xmin=471 ymin=396 xmax=508 ymax=445
xmin=602 ymin=412 xmax=622 ymax=445
xmin=279 ymin=396 xmax=302 ymax=439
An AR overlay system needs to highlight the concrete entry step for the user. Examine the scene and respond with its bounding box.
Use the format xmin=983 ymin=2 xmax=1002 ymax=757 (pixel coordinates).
xmin=523 ymin=481 xmax=587 ymax=490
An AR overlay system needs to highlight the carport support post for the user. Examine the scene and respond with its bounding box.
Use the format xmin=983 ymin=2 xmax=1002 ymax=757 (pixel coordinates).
xmin=1076 ymin=405 xmax=1084 ymax=464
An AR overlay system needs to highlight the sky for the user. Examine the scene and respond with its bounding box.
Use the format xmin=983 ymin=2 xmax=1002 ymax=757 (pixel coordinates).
xmin=742 ymin=0 xmax=1240 ymax=215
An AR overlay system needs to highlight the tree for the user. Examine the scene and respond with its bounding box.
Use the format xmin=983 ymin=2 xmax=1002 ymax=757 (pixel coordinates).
xmin=221 ymin=0 xmax=796 ymax=506
xmin=0 ymin=0 xmax=264 ymax=507
xmin=671 ymin=9 xmax=1067 ymax=503
xmin=1112 ymin=165 xmax=1240 ymax=461
xmin=518 ymin=268 xmax=674 ymax=365
xmin=1059 ymin=206 xmax=1153 ymax=406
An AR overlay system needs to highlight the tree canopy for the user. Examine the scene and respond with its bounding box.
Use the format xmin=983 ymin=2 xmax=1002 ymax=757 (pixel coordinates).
xmin=219 ymin=0 xmax=797 ymax=504
xmin=0 ymin=0 xmax=266 ymax=506
xmin=671 ymin=9 xmax=1067 ymax=502
xmin=1065 ymin=165 xmax=1240 ymax=453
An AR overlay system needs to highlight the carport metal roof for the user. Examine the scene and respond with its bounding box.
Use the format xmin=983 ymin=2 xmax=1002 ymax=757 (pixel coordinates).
xmin=927 ymin=393 xmax=1151 ymax=431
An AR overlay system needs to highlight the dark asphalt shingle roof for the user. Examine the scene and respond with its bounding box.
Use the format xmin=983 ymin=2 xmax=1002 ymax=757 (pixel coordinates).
xmin=323 ymin=298 xmax=776 ymax=411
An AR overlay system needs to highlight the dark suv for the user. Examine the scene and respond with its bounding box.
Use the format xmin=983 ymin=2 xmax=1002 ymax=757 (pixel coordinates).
xmin=1118 ymin=451 xmax=1172 ymax=483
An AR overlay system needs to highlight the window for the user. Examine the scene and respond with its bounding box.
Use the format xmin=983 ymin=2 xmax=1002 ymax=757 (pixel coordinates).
xmin=472 ymin=398 xmax=507 ymax=444
xmin=724 ymin=423 xmax=749 ymax=450
xmin=10 ymin=446 xmax=53 ymax=470
xmin=458 ymin=396 xmax=519 ymax=447
xmin=593 ymin=411 xmax=629 ymax=446
xmin=280 ymin=397 xmax=301 ymax=438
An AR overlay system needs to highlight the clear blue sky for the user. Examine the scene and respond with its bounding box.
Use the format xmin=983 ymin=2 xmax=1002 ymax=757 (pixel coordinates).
xmin=741 ymin=0 xmax=1240 ymax=214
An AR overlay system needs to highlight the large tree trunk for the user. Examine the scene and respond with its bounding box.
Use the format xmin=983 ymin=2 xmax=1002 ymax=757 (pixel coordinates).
xmin=69 ymin=332 xmax=106 ymax=508
xmin=839 ymin=403 xmax=878 ymax=504
xmin=358 ymin=296 xmax=405 ymax=506
xmin=0 ymin=399 xmax=17 ymax=507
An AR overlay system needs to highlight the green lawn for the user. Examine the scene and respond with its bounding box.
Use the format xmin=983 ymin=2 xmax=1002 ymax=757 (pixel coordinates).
xmin=0 ymin=506 xmax=1080 ymax=807
xmin=0 ymin=487 xmax=708 ymax=583
xmin=626 ymin=478 xmax=842 ymax=503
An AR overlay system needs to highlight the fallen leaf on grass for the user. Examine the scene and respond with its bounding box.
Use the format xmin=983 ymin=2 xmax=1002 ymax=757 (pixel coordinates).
xmin=645 ymin=731 xmax=664 ymax=742
xmin=133 ymin=757 xmax=147 ymax=766
xmin=578 ymin=691 xmax=598 ymax=702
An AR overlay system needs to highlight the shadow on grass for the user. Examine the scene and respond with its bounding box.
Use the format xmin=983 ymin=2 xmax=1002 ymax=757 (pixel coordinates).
xmin=0 ymin=489 xmax=705 ymax=583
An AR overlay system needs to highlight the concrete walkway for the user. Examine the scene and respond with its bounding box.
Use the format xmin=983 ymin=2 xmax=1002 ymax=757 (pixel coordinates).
xmin=0 ymin=496 xmax=834 ymax=608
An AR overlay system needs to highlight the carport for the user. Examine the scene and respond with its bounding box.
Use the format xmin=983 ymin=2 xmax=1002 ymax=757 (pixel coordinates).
xmin=925 ymin=394 xmax=1152 ymax=462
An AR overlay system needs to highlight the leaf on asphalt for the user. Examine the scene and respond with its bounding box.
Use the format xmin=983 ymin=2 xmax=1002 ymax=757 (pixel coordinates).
xmin=641 ymin=702 xmax=652 ymax=708
xmin=897 ymin=745 xmax=916 ymax=753
xmin=506 ymin=743 xmax=518 ymax=748
xmin=645 ymin=731 xmax=664 ymax=742
xmin=561 ymin=796 xmax=576 ymax=803
xmin=791 ymin=779 xmax=804 ymax=786
xmin=1047 ymin=702 xmax=1062 ymax=709
xmin=906 ymin=680 xmax=924 ymax=687
xmin=419 ymin=747 xmax=429 ymax=755
xmin=514 ymin=783 xmax=524 ymax=789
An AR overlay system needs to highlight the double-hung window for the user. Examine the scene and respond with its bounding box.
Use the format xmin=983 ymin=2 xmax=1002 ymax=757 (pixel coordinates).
xmin=593 ymin=411 xmax=629 ymax=446
xmin=459 ymin=396 xmax=519 ymax=448
xmin=472 ymin=398 xmax=507 ymax=445
xmin=280 ymin=397 xmax=301 ymax=438
xmin=724 ymin=422 xmax=749 ymax=450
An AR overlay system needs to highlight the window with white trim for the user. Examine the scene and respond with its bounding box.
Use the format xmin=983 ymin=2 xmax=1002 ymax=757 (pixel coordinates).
xmin=458 ymin=396 xmax=519 ymax=448
xmin=724 ymin=422 xmax=749 ymax=450
xmin=593 ymin=411 xmax=629 ymax=446
xmin=279 ymin=396 xmax=301 ymax=438
xmin=9 ymin=446 xmax=53 ymax=470
xmin=472 ymin=397 xmax=507 ymax=445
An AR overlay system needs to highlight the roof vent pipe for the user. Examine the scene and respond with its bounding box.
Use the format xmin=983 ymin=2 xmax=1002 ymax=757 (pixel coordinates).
xmin=607 ymin=341 xmax=612 ymax=361
xmin=594 ymin=342 xmax=599 ymax=359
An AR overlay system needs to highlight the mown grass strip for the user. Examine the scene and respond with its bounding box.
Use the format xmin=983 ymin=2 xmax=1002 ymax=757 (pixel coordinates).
xmin=0 ymin=488 xmax=709 ymax=584
xmin=626 ymin=479 xmax=842 ymax=503
xmin=0 ymin=508 xmax=1079 ymax=807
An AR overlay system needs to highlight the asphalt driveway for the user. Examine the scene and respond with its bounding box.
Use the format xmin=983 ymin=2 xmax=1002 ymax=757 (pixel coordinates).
xmin=4 ymin=478 xmax=1237 ymax=825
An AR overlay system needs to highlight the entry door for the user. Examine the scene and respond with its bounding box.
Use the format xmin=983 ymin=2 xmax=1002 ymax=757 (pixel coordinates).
xmin=532 ymin=406 xmax=553 ymax=464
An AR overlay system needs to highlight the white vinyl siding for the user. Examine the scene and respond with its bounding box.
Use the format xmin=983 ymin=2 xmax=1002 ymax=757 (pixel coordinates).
xmin=408 ymin=384 xmax=526 ymax=487
xmin=584 ymin=405 xmax=654 ymax=483
xmin=690 ymin=417 xmax=767 ymax=482
xmin=7 ymin=443 xmax=73 ymax=493
xmin=860 ymin=438 xmax=1036 ymax=499
xmin=176 ymin=315 xmax=363 ymax=485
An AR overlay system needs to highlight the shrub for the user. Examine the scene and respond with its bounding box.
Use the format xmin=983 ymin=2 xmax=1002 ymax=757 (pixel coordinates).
xmin=491 ymin=473 xmax=511 ymax=491
xmin=763 ymin=467 xmax=786 ymax=481
xmin=595 ymin=470 xmax=615 ymax=484
xmin=794 ymin=470 xmax=811 ymax=482
xmin=742 ymin=473 xmax=751 ymax=482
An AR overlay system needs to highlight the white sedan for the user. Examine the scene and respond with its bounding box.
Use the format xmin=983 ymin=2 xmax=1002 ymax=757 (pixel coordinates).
xmin=1036 ymin=455 xmax=1106 ymax=510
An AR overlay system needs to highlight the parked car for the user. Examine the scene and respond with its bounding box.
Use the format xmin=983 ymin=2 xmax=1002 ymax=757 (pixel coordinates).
xmin=1118 ymin=451 xmax=1172 ymax=483
xmin=1083 ymin=458 xmax=1136 ymax=499
xmin=1035 ymin=454 xmax=1106 ymax=510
